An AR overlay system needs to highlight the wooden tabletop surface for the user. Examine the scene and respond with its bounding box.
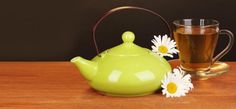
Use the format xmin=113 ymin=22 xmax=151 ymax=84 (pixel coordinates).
xmin=0 ymin=61 xmax=235 ymax=109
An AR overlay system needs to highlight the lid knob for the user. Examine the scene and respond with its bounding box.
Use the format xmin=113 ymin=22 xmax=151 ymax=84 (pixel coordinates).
xmin=122 ymin=31 xmax=135 ymax=43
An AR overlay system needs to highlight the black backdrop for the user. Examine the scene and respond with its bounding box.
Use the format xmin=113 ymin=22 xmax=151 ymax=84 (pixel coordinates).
xmin=0 ymin=0 xmax=235 ymax=61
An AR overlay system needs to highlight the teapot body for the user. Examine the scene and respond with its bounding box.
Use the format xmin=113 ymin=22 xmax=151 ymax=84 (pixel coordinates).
xmin=71 ymin=31 xmax=172 ymax=96
xmin=90 ymin=51 xmax=171 ymax=96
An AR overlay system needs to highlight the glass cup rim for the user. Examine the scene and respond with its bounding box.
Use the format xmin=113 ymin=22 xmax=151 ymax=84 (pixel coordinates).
xmin=173 ymin=19 xmax=219 ymax=27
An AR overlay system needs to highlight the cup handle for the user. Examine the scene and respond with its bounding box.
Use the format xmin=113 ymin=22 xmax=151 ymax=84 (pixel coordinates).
xmin=212 ymin=29 xmax=234 ymax=63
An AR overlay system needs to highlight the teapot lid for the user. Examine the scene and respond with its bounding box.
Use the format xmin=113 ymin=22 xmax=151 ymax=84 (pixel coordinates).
xmin=107 ymin=31 xmax=149 ymax=56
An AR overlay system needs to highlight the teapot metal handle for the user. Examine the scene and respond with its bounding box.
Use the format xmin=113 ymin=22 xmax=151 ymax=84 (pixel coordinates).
xmin=92 ymin=6 xmax=172 ymax=54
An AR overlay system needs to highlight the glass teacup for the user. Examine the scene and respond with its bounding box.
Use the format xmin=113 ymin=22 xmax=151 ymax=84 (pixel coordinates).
xmin=173 ymin=19 xmax=234 ymax=79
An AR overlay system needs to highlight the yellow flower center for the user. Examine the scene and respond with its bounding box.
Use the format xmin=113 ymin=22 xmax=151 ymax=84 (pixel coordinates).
xmin=158 ymin=45 xmax=168 ymax=54
xmin=167 ymin=82 xmax=177 ymax=94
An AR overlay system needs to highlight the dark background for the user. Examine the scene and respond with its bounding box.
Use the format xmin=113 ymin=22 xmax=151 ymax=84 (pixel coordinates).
xmin=0 ymin=0 xmax=235 ymax=61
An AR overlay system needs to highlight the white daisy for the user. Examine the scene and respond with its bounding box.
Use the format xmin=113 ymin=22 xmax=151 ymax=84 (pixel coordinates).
xmin=151 ymin=34 xmax=179 ymax=58
xmin=161 ymin=67 xmax=194 ymax=98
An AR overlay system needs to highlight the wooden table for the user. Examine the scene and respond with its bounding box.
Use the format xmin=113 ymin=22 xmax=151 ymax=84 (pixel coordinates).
xmin=0 ymin=61 xmax=235 ymax=109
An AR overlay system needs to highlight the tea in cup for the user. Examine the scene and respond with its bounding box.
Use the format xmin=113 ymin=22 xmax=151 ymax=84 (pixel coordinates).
xmin=173 ymin=19 xmax=234 ymax=79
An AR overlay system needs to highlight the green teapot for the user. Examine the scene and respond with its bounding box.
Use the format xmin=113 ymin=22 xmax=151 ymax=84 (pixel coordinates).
xmin=71 ymin=31 xmax=171 ymax=96
xmin=71 ymin=6 xmax=172 ymax=96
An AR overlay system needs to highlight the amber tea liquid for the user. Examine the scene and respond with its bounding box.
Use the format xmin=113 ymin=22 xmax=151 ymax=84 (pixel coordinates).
xmin=174 ymin=27 xmax=219 ymax=72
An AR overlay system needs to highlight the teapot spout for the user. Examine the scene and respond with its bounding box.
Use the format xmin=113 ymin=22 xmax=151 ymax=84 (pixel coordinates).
xmin=71 ymin=56 xmax=97 ymax=81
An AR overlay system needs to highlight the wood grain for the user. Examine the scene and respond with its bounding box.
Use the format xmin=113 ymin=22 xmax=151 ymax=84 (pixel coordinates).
xmin=0 ymin=61 xmax=235 ymax=109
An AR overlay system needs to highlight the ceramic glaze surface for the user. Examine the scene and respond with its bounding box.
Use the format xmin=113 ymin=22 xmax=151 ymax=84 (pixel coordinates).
xmin=91 ymin=53 xmax=171 ymax=96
